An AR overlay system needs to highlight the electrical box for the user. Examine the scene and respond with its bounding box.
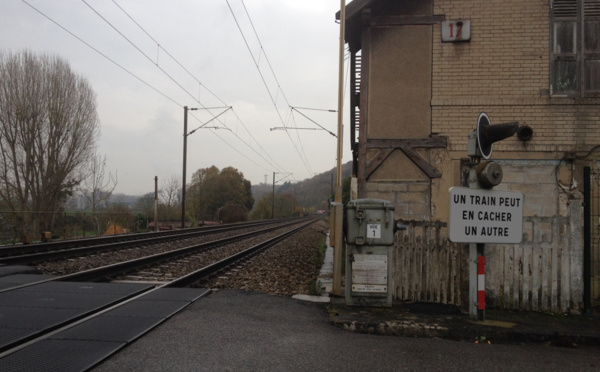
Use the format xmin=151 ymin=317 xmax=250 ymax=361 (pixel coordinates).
xmin=345 ymin=199 xmax=395 ymax=307
xmin=345 ymin=199 xmax=395 ymax=246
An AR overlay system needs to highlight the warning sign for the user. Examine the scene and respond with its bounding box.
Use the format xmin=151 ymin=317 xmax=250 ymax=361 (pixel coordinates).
xmin=448 ymin=187 xmax=523 ymax=244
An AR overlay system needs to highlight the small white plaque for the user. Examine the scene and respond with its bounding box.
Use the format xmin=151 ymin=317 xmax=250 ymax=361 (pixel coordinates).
xmin=352 ymin=272 xmax=387 ymax=285
xmin=352 ymin=284 xmax=387 ymax=293
xmin=367 ymin=223 xmax=381 ymax=239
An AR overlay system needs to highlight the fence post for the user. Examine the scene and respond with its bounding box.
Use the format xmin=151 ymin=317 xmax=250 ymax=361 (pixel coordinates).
xmin=584 ymin=166 xmax=592 ymax=315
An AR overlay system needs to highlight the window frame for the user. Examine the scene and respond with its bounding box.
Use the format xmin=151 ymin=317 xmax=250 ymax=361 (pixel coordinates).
xmin=551 ymin=0 xmax=600 ymax=97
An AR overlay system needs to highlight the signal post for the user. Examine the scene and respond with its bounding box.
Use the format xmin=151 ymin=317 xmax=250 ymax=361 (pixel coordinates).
xmin=449 ymin=113 xmax=523 ymax=320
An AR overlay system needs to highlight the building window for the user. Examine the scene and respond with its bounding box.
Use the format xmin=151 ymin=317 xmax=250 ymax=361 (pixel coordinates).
xmin=552 ymin=0 xmax=600 ymax=96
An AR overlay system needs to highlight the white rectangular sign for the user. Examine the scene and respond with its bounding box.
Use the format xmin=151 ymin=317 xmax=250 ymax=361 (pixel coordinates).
xmin=367 ymin=223 xmax=381 ymax=239
xmin=448 ymin=187 xmax=523 ymax=244
xmin=441 ymin=19 xmax=471 ymax=42
xmin=352 ymin=254 xmax=388 ymax=290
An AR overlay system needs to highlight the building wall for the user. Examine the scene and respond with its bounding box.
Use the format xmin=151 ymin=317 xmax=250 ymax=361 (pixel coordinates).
xmin=358 ymin=3 xmax=435 ymax=222
xmin=356 ymin=0 xmax=599 ymax=311
xmin=427 ymin=1 xmax=593 ymax=311
xmin=431 ymin=0 xmax=600 ymax=219
xmin=368 ymin=26 xmax=432 ymax=140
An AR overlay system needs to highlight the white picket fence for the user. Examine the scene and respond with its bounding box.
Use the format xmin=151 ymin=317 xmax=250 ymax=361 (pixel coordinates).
xmin=393 ymin=213 xmax=583 ymax=312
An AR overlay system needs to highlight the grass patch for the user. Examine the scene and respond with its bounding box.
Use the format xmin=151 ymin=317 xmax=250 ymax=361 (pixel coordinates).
xmin=307 ymin=238 xmax=328 ymax=295
xmin=314 ymin=237 xmax=327 ymax=268
xmin=307 ymin=279 xmax=320 ymax=296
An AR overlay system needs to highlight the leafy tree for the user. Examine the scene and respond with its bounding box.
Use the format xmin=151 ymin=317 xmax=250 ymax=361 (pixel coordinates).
xmin=342 ymin=176 xmax=352 ymax=206
xmin=249 ymin=194 xmax=273 ymax=220
xmin=250 ymin=192 xmax=298 ymax=220
xmin=217 ymin=204 xmax=248 ymax=223
xmin=0 ymin=51 xmax=99 ymax=238
xmin=187 ymin=166 xmax=219 ymax=221
xmin=187 ymin=166 xmax=254 ymax=221
xmin=276 ymin=193 xmax=295 ymax=218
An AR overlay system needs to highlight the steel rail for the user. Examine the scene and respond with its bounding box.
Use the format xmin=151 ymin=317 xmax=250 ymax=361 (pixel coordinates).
xmin=0 ymin=217 xmax=317 ymax=292
xmin=0 ymin=218 xmax=286 ymax=258
xmin=59 ymin=218 xmax=315 ymax=283
xmin=165 ymin=217 xmax=318 ymax=287
xmin=0 ymin=218 xmax=305 ymax=266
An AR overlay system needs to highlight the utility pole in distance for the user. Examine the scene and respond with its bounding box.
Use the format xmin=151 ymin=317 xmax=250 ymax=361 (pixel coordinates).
xmin=154 ymin=176 xmax=158 ymax=232
xmin=182 ymin=106 xmax=197 ymax=228
xmin=272 ymin=172 xmax=275 ymax=219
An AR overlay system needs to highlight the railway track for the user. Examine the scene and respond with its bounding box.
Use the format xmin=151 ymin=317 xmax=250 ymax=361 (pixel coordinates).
xmin=0 ymin=219 xmax=282 ymax=259
xmin=0 ymin=216 xmax=322 ymax=371
xmin=0 ymin=218 xmax=307 ymax=268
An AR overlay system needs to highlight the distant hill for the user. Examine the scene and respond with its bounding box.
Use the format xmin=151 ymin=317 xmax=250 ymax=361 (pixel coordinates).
xmin=65 ymin=162 xmax=353 ymax=214
xmin=64 ymin=192 xmax=140 ymax=210
xmin=251 ymin=161 xmax=352 ymax=212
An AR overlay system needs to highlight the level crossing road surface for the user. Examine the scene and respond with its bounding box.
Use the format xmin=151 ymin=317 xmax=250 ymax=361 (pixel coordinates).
xmin=0 ymin=275 xmax=209 ymax=372
xmin=92 ymin=290 xmax=600 ymax=372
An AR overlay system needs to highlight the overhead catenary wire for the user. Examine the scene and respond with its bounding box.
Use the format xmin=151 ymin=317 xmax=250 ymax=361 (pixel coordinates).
xmin=187 ymin=107 xmax=232 ymax=135
xmin=109 ymin=0 xmax=288 ymax=174
xmin=226 ymin=0 xmax=315 ymax=176
xmin=25 ymin=0 xmax=289 ymax=176
xmin=82 ymin=0 xmax=219 ymax=119
xmin=20 ymin=0 xmax=181 ymax=107
xmin=110 ymin=0 xmax=228 ymax=108
xmin=290 ymin=107 xmax=337 ymax=137
xmin=239 ymin=1 xmax=315 ymax=175
xmin=23 ymin=0 xmax=332 ymax=180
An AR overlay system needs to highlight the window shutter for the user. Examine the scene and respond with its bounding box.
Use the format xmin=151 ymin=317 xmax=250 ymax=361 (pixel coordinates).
xmin=584 ymin=0 xmax=600 ymax=92
xmin=584 ymin=0 xmax=600 ymax=17
xmin=553 ymin=0 xmax=578 ymax=17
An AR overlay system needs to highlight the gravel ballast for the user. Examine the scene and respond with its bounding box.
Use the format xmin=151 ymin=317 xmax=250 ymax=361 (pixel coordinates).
xmin=196 ymin=218 xmax=329 ymax=296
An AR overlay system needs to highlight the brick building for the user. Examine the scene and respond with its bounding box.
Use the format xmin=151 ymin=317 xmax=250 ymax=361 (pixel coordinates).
xmin=339 ymin=0 xmax=599 ymax=312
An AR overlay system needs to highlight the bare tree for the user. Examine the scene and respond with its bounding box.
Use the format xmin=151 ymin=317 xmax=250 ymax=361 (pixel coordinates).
xmin=132 ymin=192 xmax=155 ymax=229
xmin=133 ymin=192 xmax=155 ymax=217
xmin=0 ymin=51 xmax=99 ymax=239
xmin=160 ymin=176 xmax=181 ymax=222
xmin=79 ymin=153 xmax=118 ymax=234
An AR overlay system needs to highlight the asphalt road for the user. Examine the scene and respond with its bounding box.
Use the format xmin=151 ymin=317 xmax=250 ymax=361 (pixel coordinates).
xmin=93 ymin=290 xmax=600 ymax=372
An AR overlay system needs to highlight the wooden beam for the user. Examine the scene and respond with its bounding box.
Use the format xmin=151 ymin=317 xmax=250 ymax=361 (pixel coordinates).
xmin=365 ymin=137 xmax=447 ymax=179
xmin=366 ymin=148 xmax=395 ymax=179
xmin=369 ymin=15 xmax=445 ymax=26
xmin=400 ymin=147 xmax=442 ymax=178
xmin=367 ymin=137 xmax=447 ymax=149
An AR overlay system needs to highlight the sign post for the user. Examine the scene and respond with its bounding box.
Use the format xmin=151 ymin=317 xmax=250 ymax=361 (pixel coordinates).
xmin=451 ymin=113 xmax=520 ymax=320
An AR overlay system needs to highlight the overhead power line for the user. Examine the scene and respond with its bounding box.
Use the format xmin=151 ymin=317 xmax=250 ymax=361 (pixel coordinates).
xmin=108 ymin=0 xmax=289 ymax=174
xmin=22 ymin=0 xmax=290 ymax=176
xmin=226 ymin=0 xmax=315 ymax=176
xmin=82 ymin=0 xmax=202 ymax=109
xmin=20 ymin=0 xmax=181 ymax=107
xmin=110 ymin=0 xmax=228 ymax=108
xmin=290 ymin=107 xmax=337 ymax=137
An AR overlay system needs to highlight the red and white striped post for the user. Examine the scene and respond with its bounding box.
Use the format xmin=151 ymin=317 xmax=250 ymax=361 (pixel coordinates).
xmin=477 ymin=255 xmax=485 ymax=311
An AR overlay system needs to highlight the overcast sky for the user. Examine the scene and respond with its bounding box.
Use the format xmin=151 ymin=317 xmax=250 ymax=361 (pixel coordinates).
xmin=1 ymin=0 xmax=349 ymax=196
